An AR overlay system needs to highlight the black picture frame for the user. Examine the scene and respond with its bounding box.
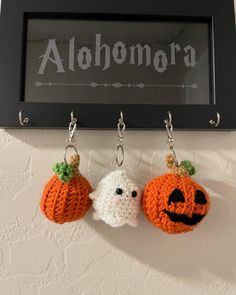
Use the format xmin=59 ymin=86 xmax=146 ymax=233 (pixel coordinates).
xmin=0 ymin=0 xmax=235 ymax=129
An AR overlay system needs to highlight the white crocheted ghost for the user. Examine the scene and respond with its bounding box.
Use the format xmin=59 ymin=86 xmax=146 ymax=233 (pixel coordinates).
xmin=89 ymin=170 xmax=142 ymax=227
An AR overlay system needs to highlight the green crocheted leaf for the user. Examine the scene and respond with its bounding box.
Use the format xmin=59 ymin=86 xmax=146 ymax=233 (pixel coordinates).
xmin=180 ymin=160 xmax=196 ymax=176
xmin=52 ymin=162 xmax=73 ymax=182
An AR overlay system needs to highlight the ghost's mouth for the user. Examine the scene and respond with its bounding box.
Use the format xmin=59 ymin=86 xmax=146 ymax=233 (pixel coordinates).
xmin=163 ymin=209 xmax=205 ymax=226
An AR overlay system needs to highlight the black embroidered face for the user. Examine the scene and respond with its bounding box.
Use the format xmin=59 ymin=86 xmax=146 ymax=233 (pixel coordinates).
xmin=163 ymin=188 xmax=208 ymax=226
xmin=195 ymin=190 xmax=207 ymax=204
xmin=167 ymin=189 xmax=185 ymax=205
xmin=132 ymin=191 xmax=137 ymax=198
xmin=116 ymin=188 xmax=123 ymax=195
xmin=163 ymin=209 xmax=205 ymax=225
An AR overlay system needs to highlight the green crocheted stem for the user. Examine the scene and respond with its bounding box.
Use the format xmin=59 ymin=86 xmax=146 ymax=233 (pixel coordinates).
xmin=180 ymin=160 xmax=196 ymax=176
xmin=52 ymin=162 xmax=73 ymax=183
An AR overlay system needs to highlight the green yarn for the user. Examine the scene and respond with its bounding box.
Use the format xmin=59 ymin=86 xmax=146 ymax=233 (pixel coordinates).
xmin=180 ymin=160 xmax=196 ymax=176
xmin=52 ymin=162 xmax=73 ymax=183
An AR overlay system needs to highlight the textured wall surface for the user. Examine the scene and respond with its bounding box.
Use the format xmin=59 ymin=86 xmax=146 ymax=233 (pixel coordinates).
xmin=1 ymin=1 xmax=236 ymax=294
xmin=1 ymin=129 xmax=236 ymax=295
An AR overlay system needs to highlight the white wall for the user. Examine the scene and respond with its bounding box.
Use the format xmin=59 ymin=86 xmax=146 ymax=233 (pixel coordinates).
xmin=0 ymin=1 xmax=236 ymax=295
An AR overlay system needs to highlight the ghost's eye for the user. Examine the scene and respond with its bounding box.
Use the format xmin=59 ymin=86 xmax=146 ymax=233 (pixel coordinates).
xmin=116 ymin=188 xmax=123 ymax=195
xmin=132 ymin=191 xmax=137 ymax=198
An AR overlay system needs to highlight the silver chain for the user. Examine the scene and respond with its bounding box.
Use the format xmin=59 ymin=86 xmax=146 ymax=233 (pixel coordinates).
xmin=68 ymin=120 xmax=77 ymax=144
xmin=164 ymin=112 xmax=178 ymax=165
xmin=67 ymin=113 xmax=77 ymax=144
xmin=116 ymin=112 xmax=126 ymax=167
xmin=64 ymin=112 xmax=78 ymax=163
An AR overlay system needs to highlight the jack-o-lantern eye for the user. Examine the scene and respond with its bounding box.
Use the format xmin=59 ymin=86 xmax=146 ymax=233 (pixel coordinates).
xmin=168 ymin=189 xmax=185 ymax=205
xmin=195 ymin=190 xmax=207 ymax=204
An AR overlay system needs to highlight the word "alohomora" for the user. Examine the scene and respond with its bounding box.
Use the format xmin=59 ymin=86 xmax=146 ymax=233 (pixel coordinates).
xmin=38 ymin=34 xmax=197 ymax=74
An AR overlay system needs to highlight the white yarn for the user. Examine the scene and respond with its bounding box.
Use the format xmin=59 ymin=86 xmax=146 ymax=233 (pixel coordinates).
xmin=89 ymin=170 xmax=142 ymax=227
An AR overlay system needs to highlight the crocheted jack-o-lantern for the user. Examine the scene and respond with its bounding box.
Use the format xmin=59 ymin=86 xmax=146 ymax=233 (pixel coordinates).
xmin=40 ymin=154 xmax=92 ymax=224
xmin=142 ymin=154 xmax=210 ymax=234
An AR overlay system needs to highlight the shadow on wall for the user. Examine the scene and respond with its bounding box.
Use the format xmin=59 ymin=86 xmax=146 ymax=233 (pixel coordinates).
xmin=85 ymin=178 xmax=236 ymax=281
xmin=4 ymin=129 xmax=236 ymax=151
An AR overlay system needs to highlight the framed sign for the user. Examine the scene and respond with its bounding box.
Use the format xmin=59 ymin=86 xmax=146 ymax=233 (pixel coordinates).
xmin=25 ymin=17 xmax=211 ymax=105
xmin=0 ymin=0 xmax=235 ymax=129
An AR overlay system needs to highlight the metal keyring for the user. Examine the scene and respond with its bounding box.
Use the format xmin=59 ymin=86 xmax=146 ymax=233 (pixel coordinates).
xmin=116 ymin=145 xmax=124 ymax=167
xmin=64 ymin=144 xmax=78 ymax=164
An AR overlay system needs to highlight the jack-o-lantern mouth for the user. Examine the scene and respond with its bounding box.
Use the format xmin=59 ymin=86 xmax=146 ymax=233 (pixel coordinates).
xmin=163 ymin=209 xmax=205 ymax=226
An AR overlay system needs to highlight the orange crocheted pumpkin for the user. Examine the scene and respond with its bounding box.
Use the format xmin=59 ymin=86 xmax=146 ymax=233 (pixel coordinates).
xmin=40 ymin=154 xmax=92 ymax=224
xmin=142 ymin=154 xmax=210 ymax=234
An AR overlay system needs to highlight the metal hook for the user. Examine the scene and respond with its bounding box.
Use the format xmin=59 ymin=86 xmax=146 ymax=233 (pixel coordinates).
xmin=209 ymin=112 xmax=220 ymax=127
xmin=119 ymin=111 xmax=123 ymax=123
xmin=164 ymin=111 xmax=172 ymax=126
xmin=71 ymin=111 xmax=77 ymax=124
xmin=18 ymin=109 xmax=29 ymax=126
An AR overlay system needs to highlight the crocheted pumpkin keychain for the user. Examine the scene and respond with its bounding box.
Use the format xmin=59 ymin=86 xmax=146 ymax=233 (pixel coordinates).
xmin=89 ymin=112 xmax=142 ymax=227
xmin=142 ymin=112 xmax=210 ymax=234
xmin=40 ymin=113 xmax=92 ymax=224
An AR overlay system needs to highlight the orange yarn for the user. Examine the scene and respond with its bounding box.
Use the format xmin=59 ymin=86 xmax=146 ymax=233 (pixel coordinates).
xmin=142 ymin=155 xmax=210 ymax=234
xmin=40 ymin=155 xmax=92 ymax=224
xmin=41 ymin=175 xmax=92 ymax=224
